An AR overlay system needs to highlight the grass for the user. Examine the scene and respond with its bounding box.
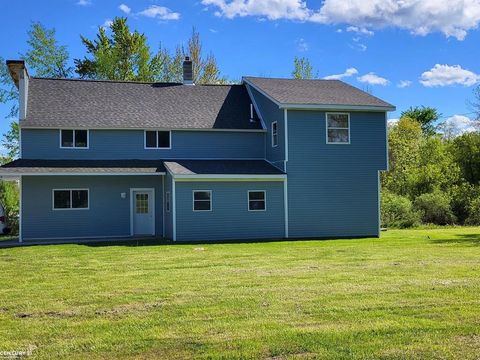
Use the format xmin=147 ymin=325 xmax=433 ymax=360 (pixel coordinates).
xmin=0 ymin=228 xmax=479 ymax=359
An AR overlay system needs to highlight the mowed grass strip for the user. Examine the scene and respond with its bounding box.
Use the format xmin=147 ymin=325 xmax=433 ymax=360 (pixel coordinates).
xmin=0 ymin=228 xmax=479 ymax=359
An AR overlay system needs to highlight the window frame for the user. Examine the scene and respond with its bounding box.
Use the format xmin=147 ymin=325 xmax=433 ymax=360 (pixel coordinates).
xmin=52 ymin=188 xmax=90 ymax=211
xmin=326 ymin=112 xmax=350 ymax=145
xmin=144 ymin=130 xmax=172 ymax=150
xmin=271 ymin=121 xmax=278 ymax=148
xmin=192 ymin=190 xmax=212 ymax=212
xmin=248 ymin=190 xmax=266 ymax=212
xmin=165 ymin=191 xmax=171 ymax=213
xmin=59 ymin=129 xmax=90 ymax=149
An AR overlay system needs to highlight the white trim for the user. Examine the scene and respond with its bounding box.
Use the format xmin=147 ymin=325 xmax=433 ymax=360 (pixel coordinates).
xmin=284 ymin=109 xmax=289 ymax=163
xmin=0 ymin=172 xmax=166 ymax=177
xmin=244 ymin=84 xmax=267 ymax=129
xmin=19 ymin=127 xmax=22 ymax=158
xmin=175 ymin=177 xmax=285 ymax=182
xmin=377 ymin=171 xmax=381 ymax=237
xmin=18 ymin=176 xmax=22 ymax=243
xmin=59 ymin=129 xmax=90 ymax=149
xmin=52 ymin=188 xmax=90 ymax=210
xmin=192 ymin=190 xmax=212 ymax=212
xmin=242 ymin=78 xmax=396 ymax=112
xmin=247 ymin=190 xmax=266 ymax=212
xmin=173 ymin=174 xmax=286 ymax=180
xmin=326 ymin=112 xmax=350 ymax=145
xmin=144 ymin=130 xmax=172 ymax=150
xmin=283 ymin=178 xmax=288 ymax=238
xmin=281 ymin=104 xmax=395 ymax=111
xmin=271 ymin=121 xmax=278 ymax=148
xmin=21 ymin=125 xmax=266 ymax=133
xmin=385 ymin=111 xmax=389 ymax=171
xmin=172 ymin=179 xmax=176 ymax=241
xmin=130 ymin=188 xmax=155 ymax=236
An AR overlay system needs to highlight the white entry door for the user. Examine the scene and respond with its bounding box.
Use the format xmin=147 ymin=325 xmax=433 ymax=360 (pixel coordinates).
xmin=132 ymin=189 xmax=154 ymax=235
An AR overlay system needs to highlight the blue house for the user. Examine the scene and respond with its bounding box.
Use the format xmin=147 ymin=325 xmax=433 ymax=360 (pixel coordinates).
xmin=0 ymin=59 xmax=394 ymax=242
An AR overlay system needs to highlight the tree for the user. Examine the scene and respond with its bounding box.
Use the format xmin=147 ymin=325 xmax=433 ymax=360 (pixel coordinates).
xmin=1 ymin=122 xmax=19 ymax=163
xmin=291 ymin=56 xmax=315 ymax=79
xmin=0 ymin=22 xmax=71 ymax=162
xmin=75 ymin=17 xmax=169 ymax=82
xmin=22 ymin=22 xmax=72 ymax=78
xmin=382 ymin=117 xmax=423 ymax=196
xmin=0 ymin=180 xmax=19 ymax=233
xmin=401 ymin=106 xmax=440 ymax=136
xmin=450 ymin=132 xmax=480 ymax=185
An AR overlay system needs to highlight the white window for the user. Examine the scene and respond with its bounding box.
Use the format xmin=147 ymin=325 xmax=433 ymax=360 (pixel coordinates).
xmin=145 ymin=130 xmax=171 ymax=149
xmin=193 ymin=190 xmax=211 ymax=211
xmin=166 ymin=191 xmax=171 ymax=212
xmin=53 ymin=189 xmax=89 ymax=210
xmin=326 ymin=113 xmax=350 ymax=144
xmin=248 ymin=191 xmax=266 ymax=211
xmin=60 ymin=130 xmax=89 ymax=148
xmin=271 ymin=121 xmax=278 ymax=147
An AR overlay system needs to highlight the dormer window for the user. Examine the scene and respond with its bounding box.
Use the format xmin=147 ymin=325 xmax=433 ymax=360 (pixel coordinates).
xmin=145 ymin=130 xmax=171 ymax=149
xmin=60 ymin=130 xmax=89 ymax=148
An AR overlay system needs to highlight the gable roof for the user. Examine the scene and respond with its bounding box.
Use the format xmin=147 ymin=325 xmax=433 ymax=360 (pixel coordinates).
xmin=243 ymin=76 xmax=395 ymax=111
xmin=164 ymin=160 xmax=285 ymax=176
xmin=21 ymin=78 xmax=262 ymax=130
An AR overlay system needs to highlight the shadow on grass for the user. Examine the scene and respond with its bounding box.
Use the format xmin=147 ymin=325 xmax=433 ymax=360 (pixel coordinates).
xmin=429 ymin=233 xmax=480 ymax=246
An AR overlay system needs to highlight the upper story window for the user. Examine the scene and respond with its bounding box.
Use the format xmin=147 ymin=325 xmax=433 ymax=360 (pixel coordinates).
xmin=60 ymin=130 xmax=89 ymax=149
xmin=326 ymin=113 xmax=350 ymax=144
xmin=145 ymin=130 xmax=171 ymax=149
xmin=53 ymin=189 xmax=89 ymax=210
xmin=271 ymin=121 xmax=278 ymax=147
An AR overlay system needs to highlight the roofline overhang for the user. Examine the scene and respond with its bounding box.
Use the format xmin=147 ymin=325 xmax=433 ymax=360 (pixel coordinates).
xmin=6 ymin=60 xmax=28 ymax=88
xmin=18 ymin=124 xmax=267 ymax=132
xmin=242 ymin=77 xmax=396 ymax=112
xmin=173 ymin=174 xmax=287 ymax=182
xmin=0 ymin=172 xmax=165 ymax=177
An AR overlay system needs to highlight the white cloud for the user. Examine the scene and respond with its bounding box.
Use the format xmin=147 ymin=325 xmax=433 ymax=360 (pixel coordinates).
xmin=296 ymin=38 xmax=308 ymax=52
xmin=202 ymin=0 xmax=480 ymax=40
xmin=357 ymin=72 xmax=389 ymax=86
xmin=346 ymin=26 xmax=374 ymax=36
xmin=138 ymin=5 xmax=180 ymax=20
xmin=324 ymin=67 xmax=358 ymax=80
xmin=388 ymin=118 xmax=399 ymax=127
xmin=209 ymin=28 xmax=218 ymax=33
xmin=397 ymin=80 xmax=412 ymax=88
xmin=101 ymin=19 xmax=113 ymax=29
xmin=119 ymin=4 xmax=131 ymax=14
xmin=77 ymin=0 xmax=91 ymax=5
xmin=420 ymin=64 xmax=480 ymax=87
xmin=439 ymin=115 xmax=478 ymax=137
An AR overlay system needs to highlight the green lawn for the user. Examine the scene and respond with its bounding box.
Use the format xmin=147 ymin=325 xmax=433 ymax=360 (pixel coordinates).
xmin=0 ymin=228 xmax=479 ymax=359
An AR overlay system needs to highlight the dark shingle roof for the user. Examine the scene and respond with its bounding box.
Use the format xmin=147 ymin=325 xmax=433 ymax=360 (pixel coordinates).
xmin=243 ymin=76 xmax=395 ymax=110
xmin=21 ymin=78 xmax=261 ymax=130
xmin=164 ymin=160 xmax=285 ymax=175
xmin=0 ymin=159 xmax=166 ymax=174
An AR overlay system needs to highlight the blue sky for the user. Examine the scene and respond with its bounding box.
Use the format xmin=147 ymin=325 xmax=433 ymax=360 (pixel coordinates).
xmin=1 ymin=0 xmax=480 ymax=144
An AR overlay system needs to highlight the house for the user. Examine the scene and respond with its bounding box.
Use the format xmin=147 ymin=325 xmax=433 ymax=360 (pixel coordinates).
xmin=0 ymin=58 xmax=395 ymax=242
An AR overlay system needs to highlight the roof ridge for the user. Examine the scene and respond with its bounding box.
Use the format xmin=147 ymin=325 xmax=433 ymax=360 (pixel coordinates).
xmin=243 ymin=76 xmax=338 ymax=82
xmin=31 ymin=77 xmax=241 ymax=87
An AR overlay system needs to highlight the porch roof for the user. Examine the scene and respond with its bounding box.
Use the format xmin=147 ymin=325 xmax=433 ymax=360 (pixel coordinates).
xmin=164 ymin=160 xmax=284 ymax=176
xmin=0 ymin=159 xmax=166 ymax=176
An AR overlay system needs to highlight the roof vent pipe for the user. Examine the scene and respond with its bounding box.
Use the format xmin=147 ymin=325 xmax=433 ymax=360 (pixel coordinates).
xmin=183 ymin=57 xmax=193 ymax=85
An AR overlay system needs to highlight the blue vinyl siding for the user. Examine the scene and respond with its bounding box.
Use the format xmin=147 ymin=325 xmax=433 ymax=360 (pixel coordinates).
xmin=287 ymin=110 xmax=387 ymax=238
xmin=21 ymin=129 xmax=265 ymax=160
xmin=175 ymin=181 xmax=285 ymax=241
xmin=21 ymin=175 xmax=163 ymax=240
xmin=247 ymin=85 xmax=285 ymax=167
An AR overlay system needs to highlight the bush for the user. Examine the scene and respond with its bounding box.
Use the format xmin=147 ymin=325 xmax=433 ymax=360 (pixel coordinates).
xmin=0 ymin=180 xmax=19 ymax=235
xmin=414 ymin=191 xmax=456 ymax=225
xmin=465 ymin=197 xmax=480 ymax=225
xmin=381 ymin=192 xmax=420 ymax=228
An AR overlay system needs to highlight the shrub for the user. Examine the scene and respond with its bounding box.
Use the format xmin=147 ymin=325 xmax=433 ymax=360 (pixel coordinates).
xmin=0 ymin=180 xmax=19 ymax=235
xmin=414 ymin=191 xmax=456 ymax=225
xmin=381 ymin=192 xmax=420 ymax=228
xmin=465 ymin=197 xmax=480 ymax=225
